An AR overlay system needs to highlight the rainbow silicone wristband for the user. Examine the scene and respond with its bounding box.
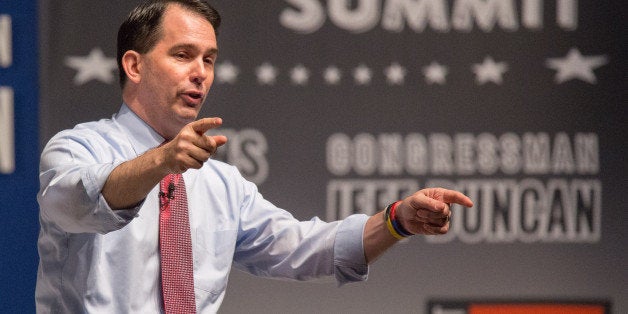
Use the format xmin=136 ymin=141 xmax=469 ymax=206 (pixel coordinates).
xmin=384 ymin=201 xmax=409 ymax=239
xmin=385 ymin=214 xmax=406 ymax=240
xmin=389 ymin=202 xmax=413 ymax=237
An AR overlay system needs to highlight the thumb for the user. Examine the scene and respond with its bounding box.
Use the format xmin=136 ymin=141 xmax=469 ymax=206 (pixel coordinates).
xmin=211 ymin=135 xmax=228 ymax=148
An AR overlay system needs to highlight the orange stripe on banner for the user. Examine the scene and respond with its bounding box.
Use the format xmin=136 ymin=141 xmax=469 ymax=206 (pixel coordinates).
xmin=469 ymin=304 xmax=605 ymax=314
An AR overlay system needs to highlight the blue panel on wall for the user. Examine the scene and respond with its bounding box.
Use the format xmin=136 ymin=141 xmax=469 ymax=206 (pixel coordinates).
xmin=0 ymin=1 xmax=39 ymax=312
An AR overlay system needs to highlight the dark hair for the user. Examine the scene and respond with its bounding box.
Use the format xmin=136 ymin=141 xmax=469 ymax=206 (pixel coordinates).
xmin=116 ymin=0 xmax=221 ymax=88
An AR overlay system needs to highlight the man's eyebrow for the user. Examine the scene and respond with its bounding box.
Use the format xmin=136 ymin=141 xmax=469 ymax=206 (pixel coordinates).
xmin=207 ymin=47 xmax=219 ymax=56
xmin=169 ymin=44 xmax=218 ymax=55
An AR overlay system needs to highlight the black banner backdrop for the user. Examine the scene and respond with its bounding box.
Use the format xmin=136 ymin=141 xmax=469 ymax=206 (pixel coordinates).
xmin=38 ymin=1 xmax=626 ymax=313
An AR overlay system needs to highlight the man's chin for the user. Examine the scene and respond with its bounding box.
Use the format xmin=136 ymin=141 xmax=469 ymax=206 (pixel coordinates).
xmin=177 ymin=108 xmax=200 ymax=123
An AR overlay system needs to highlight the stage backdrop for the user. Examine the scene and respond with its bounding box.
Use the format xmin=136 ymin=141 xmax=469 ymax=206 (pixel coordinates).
xmin=32 ymin=1 xmax=627 ymax=313
xmin=0 ymin=1 xmax=39 ymax=313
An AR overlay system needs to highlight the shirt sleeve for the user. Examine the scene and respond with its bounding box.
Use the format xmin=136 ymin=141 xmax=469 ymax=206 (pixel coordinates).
xmin=37 ymin=131 xmax=141 ymax=234
xmin=333 ymin=214 xmax=369 ymax=284
xmin=231 ymin=173 xmax=369 ymax=285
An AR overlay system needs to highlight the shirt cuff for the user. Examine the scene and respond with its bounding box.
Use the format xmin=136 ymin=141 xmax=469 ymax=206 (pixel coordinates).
xmin=82 ymin=162 xmax=141 ymax=233
xmin=333 ymin=214 xmax=369 ymax=285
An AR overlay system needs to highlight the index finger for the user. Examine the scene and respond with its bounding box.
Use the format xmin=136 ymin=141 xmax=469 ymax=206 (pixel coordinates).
xmin=191 ymin=117 xmax=223 ymax=135
xmin=441 ymin=189 xmax=474 ymax=208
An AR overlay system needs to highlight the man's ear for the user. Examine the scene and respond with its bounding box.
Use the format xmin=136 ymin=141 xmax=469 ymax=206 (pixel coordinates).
xmin=122 ymin=50 xmax=142 ymax=84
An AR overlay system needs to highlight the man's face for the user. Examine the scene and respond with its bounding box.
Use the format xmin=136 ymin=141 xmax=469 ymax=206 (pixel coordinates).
xmin=137 ymin=4 xmax=218 ymax=139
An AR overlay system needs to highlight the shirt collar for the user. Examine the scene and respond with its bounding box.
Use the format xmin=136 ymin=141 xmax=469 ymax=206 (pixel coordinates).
xmin=113 ymin=103 xmax=165 ymax=156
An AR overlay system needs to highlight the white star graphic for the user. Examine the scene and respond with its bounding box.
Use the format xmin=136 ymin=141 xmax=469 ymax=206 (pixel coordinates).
xmin=323 ymin=66 xmax=342 ymax=85
xmin=423 ymin=61 xmax=448 ymax=85
xmin=384 ymin=62 xmax=406 ymax=85
xmin=256 ymin=62 xmax=278 ymax=85
xmin=353 ymin=64 xmax=372 ymax=85
xmin=290 ymin=64 xmax=310 ymax=85
xmin=545 ymin=48 xmax=608 ymax=84
xmin=216 ymin=61 xmax=239 ymax=84
xmin=65 ymin=47 xmax=118 ymax=85
xmin=472 ymin=56 xmax=508 ymax=85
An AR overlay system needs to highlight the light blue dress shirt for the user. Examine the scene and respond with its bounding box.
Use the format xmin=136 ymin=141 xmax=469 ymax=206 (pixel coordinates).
xmin=36 ymin=104 xmax=369 ymax=313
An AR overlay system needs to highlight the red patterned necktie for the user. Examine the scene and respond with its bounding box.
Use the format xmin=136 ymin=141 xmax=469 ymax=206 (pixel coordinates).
xmin=159 ymin=173 xmax=196 ymax=313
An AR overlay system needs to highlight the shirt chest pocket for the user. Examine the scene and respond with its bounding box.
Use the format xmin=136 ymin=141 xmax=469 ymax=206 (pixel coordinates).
xmin=193 ymin=228 xmax=238 ymax=296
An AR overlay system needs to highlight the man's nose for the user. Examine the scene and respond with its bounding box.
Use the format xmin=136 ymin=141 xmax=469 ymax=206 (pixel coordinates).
xmin=190 ymin=59 xmax=208 ymax=84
